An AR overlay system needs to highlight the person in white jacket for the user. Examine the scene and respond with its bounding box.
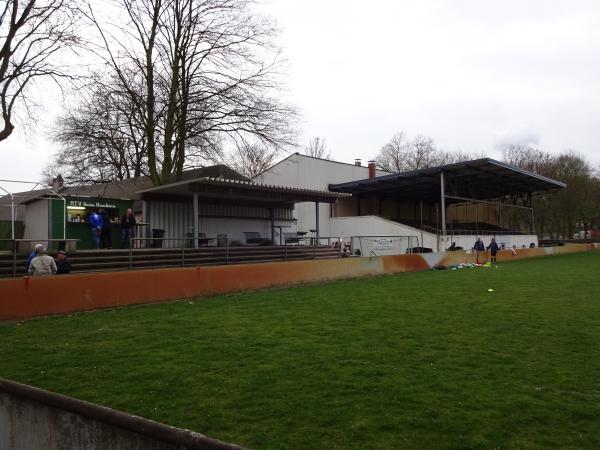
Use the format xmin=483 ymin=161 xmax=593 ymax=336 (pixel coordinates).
xmin=28 ymin=246 xmax=57 ymax=276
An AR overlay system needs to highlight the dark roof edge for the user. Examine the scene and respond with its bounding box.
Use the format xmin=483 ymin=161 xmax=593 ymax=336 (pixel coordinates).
xmin=137 ymin=176 xmax=348 ymax=199
xmin=329 ymin=158 xmax=567 ymax=191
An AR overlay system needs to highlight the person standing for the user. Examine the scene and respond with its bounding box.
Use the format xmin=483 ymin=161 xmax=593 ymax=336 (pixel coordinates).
xmin=473 ymin=237 xmax=485 ymax=252
xmin=99 ymin=209 xmax=112 ymax=249
xmin=89 ymin=211 xmax=103 ymax=250
xmin=120 ymin=208 xmax=137 ymax=248
xmin=55 ymin=250 xmax=71 ymax=274
xmin=28 ymin=246 xmax=57 ymax=276
xmin=473 ymin=237 xmax=485 ymax=264
xmin=487 ymin=237 xmax=499 ymax=264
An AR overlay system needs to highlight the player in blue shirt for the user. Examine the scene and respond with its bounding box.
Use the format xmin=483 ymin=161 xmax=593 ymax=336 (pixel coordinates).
xmin=89 ymin=212 xmax=103 ymax=249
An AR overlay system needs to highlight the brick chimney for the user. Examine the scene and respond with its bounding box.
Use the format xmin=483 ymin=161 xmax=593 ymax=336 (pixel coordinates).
xmin=354 ymin=158 xmax=362 ymax=167
xmin=368 ymin=161 xmax=376 ymax=180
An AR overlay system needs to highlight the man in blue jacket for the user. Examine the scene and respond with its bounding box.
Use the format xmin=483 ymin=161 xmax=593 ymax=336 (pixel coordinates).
xmin=25 ymin=243 xmax=43 ymax=270
xmin=89 ymin=211 xmax=103 ymax=250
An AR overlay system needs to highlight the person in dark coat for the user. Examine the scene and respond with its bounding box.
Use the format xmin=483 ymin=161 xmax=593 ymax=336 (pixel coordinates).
xmin=99 ymin=208 xmax=112 ymax=249
xmin=55 ymin=250 xmax=71 ymax=274
xmin=120 ymin=208 xmax=137 ymax=248
xmin=473 ymin=238 xmax=485 ymax=252
xmin=487 ymin=237 xmax=499 ymax=264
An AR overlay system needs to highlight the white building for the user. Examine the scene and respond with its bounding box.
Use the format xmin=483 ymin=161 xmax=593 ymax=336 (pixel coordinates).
xmin=254 ymin=153 xmax=391 ymax=239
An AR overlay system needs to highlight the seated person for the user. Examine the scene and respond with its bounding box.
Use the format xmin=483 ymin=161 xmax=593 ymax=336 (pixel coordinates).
xmin=56 ymin=250 xmax=71 ymax=274
xmin=28 ymin=246 xmax=57 ymax=276
xmin=26 ymin=243 xmax=43 ymax=270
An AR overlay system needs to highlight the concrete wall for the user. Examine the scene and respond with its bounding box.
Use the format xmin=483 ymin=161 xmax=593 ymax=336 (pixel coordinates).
xmin=0 ymin=244 xmax=597 ymax=322
xmin=0 ymin=378 xmax=244 ymax=450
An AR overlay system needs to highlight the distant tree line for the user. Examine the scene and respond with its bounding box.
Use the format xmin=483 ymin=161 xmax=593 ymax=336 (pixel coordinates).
xmin=502 ymin=145 xmax=600 ymax=239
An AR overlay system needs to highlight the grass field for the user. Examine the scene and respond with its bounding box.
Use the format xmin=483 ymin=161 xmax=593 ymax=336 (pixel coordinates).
xmin=1 ymin=251 xmax=600 ymax=449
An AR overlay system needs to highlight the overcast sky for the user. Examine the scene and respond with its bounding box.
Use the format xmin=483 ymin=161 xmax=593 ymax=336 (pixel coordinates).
xmin=1 ymin=0 xmax=599 ymax=187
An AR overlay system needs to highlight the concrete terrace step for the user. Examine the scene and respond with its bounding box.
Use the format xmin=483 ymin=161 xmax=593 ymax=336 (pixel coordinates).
xmin=0 ymin=246 xmax=341 ymax=278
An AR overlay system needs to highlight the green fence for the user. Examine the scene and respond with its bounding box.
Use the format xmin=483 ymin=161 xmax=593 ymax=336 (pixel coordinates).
xmin=0 ymin=221 xmax=24 ymax=251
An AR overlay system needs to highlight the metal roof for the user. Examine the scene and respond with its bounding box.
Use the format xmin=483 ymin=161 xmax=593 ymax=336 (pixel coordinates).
xmin=1 ymin=166 xmax=249 ymax=206
xmin=138 ymin=176 xmax=348 ymax=206
xmin=328 ymin=158 xmax=566 ymax=202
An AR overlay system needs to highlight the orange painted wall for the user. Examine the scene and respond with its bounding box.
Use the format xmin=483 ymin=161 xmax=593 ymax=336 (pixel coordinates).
xmin=0 ymin=244 xmax=597 ymax=321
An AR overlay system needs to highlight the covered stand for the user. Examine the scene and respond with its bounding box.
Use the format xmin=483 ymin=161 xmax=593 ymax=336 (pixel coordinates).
xmin=329 ymin=158 xmax=566 ymax=249
xmin=138 ymin=177 xmax=346 ymax=248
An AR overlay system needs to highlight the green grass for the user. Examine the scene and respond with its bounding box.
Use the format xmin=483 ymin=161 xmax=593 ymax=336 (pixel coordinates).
xmin=1 ymin=252 xmax=600 ymax=449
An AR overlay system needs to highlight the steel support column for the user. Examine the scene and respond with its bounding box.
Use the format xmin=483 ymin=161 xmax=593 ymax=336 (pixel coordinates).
xmin=530 ymin=194 xmax=535 ymax=235
xmin=192 ymin=191 xmax=199 ymax=249
xmin=270 ymin=207 xmax=275 ymax=244
xmin=315 ymin=201 xmax=320 ymax=243
xmin=440 ymin=171 xmax=446 ymax=239
xmin=420 ymin=200 xmax=424 ymax=251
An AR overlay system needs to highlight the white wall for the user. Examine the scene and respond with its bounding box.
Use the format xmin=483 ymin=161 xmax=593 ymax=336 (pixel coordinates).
xmin=255 ymin=154 xmax=391 ymax=237
xmin=23 ymin=199 xmax=49 ymax=240
xmin=330 ymin=216 xmax=437 ymax=251
xmin=330 ymin=216 xmax=539 ymax=254
xmin=254 ymin=154 xmax=389 ymax=190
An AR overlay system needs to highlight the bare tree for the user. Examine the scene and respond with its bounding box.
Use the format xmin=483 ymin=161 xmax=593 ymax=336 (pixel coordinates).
xmin=78 ymin=0 xmax=297 ymax=185
xmin=48 ymin=70 xmax=223 ymax=184
xmin=375 ymin=132 xmax=479 ymax=172
xmin=304 ymin=137 xmax=330 ymax=159
xmin=0 ymin=0 xmax=79 ymax=142
xmin=502 ymin=144 xmax=554 ymax=174
xmin=374 ymin=131 xmax=408 ymax=172
xmin=225 ymin=142 xmax=280 ymax=179
xmin=47 ymin=74 xmax=148 ymax=183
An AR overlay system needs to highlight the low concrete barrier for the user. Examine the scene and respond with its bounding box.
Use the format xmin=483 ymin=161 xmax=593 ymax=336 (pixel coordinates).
xmin=0 ymin=243 xmax=597 ymax=322
xmin=0 ymin=378 xmax=245 ymax=450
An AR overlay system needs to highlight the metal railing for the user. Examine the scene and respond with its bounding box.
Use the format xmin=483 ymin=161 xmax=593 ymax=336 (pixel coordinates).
xmin=128 ymin=235 xmax=343 ymax=271
xmin=128 ymin=237 xmax=225 ymax=269
xmin=0 ymin=236 xmax=344 ymax=278
xmin=283 ymin=236 xmax=343 ymax=260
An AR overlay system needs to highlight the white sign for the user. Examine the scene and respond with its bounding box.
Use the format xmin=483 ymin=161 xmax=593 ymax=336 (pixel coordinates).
xmin=373 ymin=238 xmax=393 ymax=250
xmin=68 ymin=199 xmax=118 ymax=209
